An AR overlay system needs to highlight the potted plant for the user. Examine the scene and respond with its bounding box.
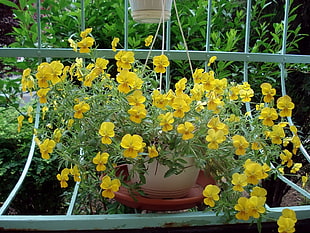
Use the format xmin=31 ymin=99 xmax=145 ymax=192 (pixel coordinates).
xmin=19 ymin=28 xmax=305 ymax=229
xmin=129 ymin=0 xmax=173 ymax=23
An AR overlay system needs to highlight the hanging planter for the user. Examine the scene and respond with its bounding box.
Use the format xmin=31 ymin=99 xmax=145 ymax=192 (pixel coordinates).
xmin=129 ymin=0 xmax=173 ymax=23
xmin=130 ymin=157 xmax=200 ymax=199
xmin=114 ymin=164 xmax=216 ymax=211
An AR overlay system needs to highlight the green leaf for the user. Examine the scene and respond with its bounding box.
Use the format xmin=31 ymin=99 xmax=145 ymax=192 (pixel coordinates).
xmin=0 ymin=0 xmax=19 ymax=9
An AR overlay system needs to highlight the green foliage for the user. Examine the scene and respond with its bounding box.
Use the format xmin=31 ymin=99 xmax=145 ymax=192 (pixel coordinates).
xmin=0 ymin=106 xmax=66 ymax=214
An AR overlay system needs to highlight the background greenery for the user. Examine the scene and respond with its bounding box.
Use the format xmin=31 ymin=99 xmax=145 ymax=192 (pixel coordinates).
xmin=0 ymin=0 xmax=309 ymax=213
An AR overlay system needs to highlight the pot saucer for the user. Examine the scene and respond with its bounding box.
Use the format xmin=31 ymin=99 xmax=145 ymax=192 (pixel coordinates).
xmin=114 ymin=164 xmax=216 ymax=211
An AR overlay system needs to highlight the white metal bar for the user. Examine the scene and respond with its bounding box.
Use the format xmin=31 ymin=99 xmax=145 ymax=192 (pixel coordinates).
xmin=124 ymin=0 xmax=129 ymax=50
xmin=0 ymin=104 xmax=41 ymax=215
xmin=0 ymin=208 xmax=309 ymax=231
xmin=1 ymin=48 xmax=310 ymax=63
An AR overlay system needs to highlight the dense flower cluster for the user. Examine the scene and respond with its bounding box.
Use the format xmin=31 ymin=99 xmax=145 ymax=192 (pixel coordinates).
xmin=18 ymin=28 xmax=305 ymax=229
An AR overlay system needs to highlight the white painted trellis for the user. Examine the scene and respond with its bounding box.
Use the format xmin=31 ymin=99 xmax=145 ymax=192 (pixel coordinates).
xmin=0 ymin=0 xmax=309 ymax=231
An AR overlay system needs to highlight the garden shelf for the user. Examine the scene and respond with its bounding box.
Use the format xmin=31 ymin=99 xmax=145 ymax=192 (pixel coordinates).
xmin=0 ymin=0 xmax=310 ymax=232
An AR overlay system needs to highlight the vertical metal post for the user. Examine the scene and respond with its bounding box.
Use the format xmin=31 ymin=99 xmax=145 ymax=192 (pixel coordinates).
xmin=244 ymin=0 xmax=252 ymax=113
xmin=280 ymin=0 xmax=290 ymax=96
xmin=205 ymin=0 xmax=212 ymax=70
xmin=81 ymin=0 xmax=85 ymax=31
xmin=124 ymin=0 xmax=129 ymax=50
xmin=37 ymin=0 xmax=41 ymax=50
xmin=243 ymin=0 xmax=252 ymax=83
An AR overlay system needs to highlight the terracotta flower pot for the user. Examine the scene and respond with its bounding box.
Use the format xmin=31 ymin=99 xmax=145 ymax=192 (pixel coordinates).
xmin=129 ymin=0 xmax=173 ymax=23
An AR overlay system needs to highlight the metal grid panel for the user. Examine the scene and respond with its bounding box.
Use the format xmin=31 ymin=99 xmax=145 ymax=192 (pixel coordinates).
xmin=0 ymin=0 xmax=309 ymax=231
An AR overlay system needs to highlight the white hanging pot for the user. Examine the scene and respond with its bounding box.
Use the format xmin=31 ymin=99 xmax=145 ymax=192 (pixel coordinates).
xmin=129 ymin=0 xmax=173 ymax=23
xmin=130 ymin=157 xmax=200 ymax=199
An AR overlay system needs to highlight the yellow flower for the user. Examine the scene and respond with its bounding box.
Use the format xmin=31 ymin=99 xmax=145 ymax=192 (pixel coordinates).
xmin=202 ymin=184 xmax=220 ymax=207
xmin=277 ymin=95 xmax=295 ymax=117
xmin=148 ymin=145 xmax=159 ymax=158
xmin=212 ymin=78 xmax=227 ymax=95
xmin=37 ymin=88 xmax=50 ymax=104
xmin=243 ymin=159 xmax=267 ymax=185
xmin=36 ymin=62 xmax=52 ymax=88
xmin=277 ymin=209 xmax=297 ymax=233
xmin=41 ymin=106 xmax=48 ymax=120
xmin=260 ymin=82 xmax=276 ymax=103
xmin=115 ymin=51 xmax=135 ymax=70
xmin=17 ymin=115 xmax=24 ymax=133
xmin=277 ymin=216 xmax=296 ymax=233
xmin=48 ymin=60 xmax=64 ymax=85
xmin=116 ymin=69 xmax=137 ymax=94
xmin=100 ymin=175 xmax=121 ymax=199
xmin=153 ymin=54 xmax=170 ymax=73
xmin=232 ymin=173 xmax=248 ymax=192
xmin=302 ymin=174 xmax=308 ymax=188
xmin=172 ymin=96 xmax=190 ymax=118
xmin=53 ymin=128 xmax=62 ymax=143
xmin=290 ymin=163 xmax=302 ymax=174
xmin=201 ymin=71 xmax=215 ymax=91
xmin=250 ymin=187 xmax=267 ymax=199
xmin=191 ymin=84 xmax=204 ymax=101
xmin=269 ymin=124 xmax=285 ymax=144
xmin=99 ymin=122 xmax=115 ymax=144
xmin=93 ymin=152 xmax=110 ymax=171
xmin=39 ymin=139 xmax=56 ymax=159
xmin=21 ymin=68 xmax=34 ymax=93
xmin=77 ymin=36 xmax=95 ymax=53
xmin=247 ymin=196 xmax=266 ymax=218
xmin=127 ymin=90 xmax=146 ymax=106
xmin=91 ymin=57 xmax=109 ymax=77
xmin=280 ymin=149 xmax=293 ymax=168
xmin=175 ymin=77 xmax=187 ymax=95
xmin=56 ymin=168 xmax=70 ymax=188
xmin=144 ymin=35 xmax=153 ymax=47
xmin=282 ymin=209 xmax=297 ymax=223
xmin=120 ymin=134 xmax=144 ymax=158
xmin=111 ymin=37 xmax=119 ymax=52
xmin=68 ymin=38 xmax=77 ymax=52
xmin=192 ymin=68 xmax=204 ymax=84
xmin=128 ymin=105 xmax=147 ymax=124
xmin=207 ymin=116 xmax=229 ymax=134
xmin=239 ymin=87 xmax=254 ymax=102
xmin=291 ymin=135 xmax=301 ymax=155
xmin=251 ymin=141 xmax=263 ymax=150
xmin=73 ymin=101 xmax=90 ymax=119
xmin=229 ymin=85 xmax=240 ymax=100
xmin=278 ymin=167 xmax=284 ymax=175
xmin=234 ymin=197 xmax=251 ymax=220
xmin=259 ymin=107 xmax=278 ymax=126
xmin=290 ymin=125 xmax=298 ymax=135
xmin=206 ymin=91 xmax=224 ymax=112
xmin=177 ymin=121 xmax=195 ymax=140
xmin=227 ymin=114 xmax=240 ymax=122
xmin=207 ymin=56 xmax=217 ymax=66
xmin=152 ymin=90 xmax=169 ymax=109
xmin=80 ymin=28 xmax=92 ymax=39
xmin=158 ymin=112 xmax=174 ymax=131
xmin=205 ymin=129 xmax=226 ymax=149
xmin=67 ymin=119 xmax=74 ymax=129
xmin=195 ymin=100 xmax=207 ymax=112
xmin=70 ymin=165 xmax=81 ymax=182
xmin=232 ymin=135 xmax=249 ymax=155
